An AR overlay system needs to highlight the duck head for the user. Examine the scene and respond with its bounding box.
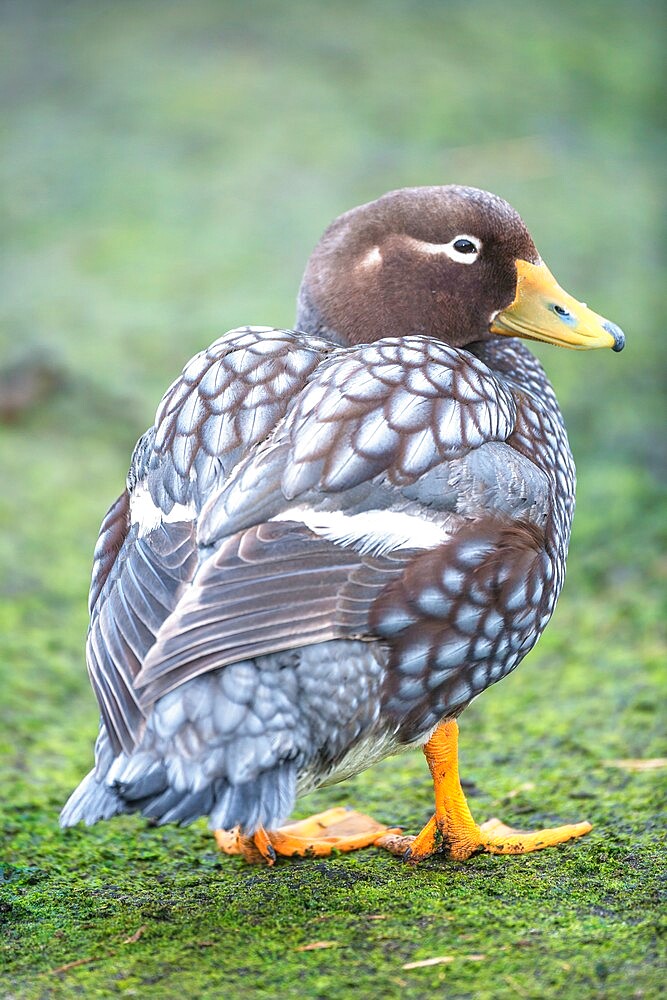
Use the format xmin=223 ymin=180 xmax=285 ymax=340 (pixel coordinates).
xmin=297 ymin=185 xmax=625 ymax=353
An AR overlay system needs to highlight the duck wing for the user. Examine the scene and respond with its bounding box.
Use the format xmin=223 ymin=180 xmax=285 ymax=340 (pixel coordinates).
xmin=197 ymin=335 xmax=517 ymax=542
xmin=133 ymin=336 xmax=532 ymax=731
xmin=87 ymin=327 xmax=332 ymax=753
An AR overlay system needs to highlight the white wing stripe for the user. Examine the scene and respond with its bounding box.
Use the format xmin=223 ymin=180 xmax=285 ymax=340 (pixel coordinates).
xmin=130 ymin=486 xmax=196 ymax=538
xmin=271 ymin=507 xmax=450 ymax=557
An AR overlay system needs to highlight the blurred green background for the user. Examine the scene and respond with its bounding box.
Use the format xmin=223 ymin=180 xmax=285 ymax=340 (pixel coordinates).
xmin=1 ymin=1 xmax=665 ymax=997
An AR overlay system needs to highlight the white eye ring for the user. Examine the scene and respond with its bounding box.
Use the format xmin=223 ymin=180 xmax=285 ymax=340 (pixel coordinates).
xmin=412 ymin=233 xmax=482 ymax=264
xmin=442 ymin=234 xmax=482 ymax=264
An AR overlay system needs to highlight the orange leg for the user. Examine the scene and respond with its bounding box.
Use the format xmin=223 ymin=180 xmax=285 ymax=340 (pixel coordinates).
xmin=376 ymin=719 xmax=592 ymax=862
xmin=214 ymin=806 xmax=400 ymax=866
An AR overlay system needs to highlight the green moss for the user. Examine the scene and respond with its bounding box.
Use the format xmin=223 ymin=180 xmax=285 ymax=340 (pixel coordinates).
xmin=1 ymin=1 xmax=665 ymax=997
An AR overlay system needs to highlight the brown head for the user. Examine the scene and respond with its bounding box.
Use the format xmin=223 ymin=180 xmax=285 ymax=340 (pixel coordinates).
xmin=296 ymin=185 xmax=625 ymax=353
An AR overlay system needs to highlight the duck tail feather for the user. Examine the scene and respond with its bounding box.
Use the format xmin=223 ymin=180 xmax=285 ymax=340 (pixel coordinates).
xmin=60 ymin=762 xmax=298 ymax=833
xmin=60 ymin=769 xmax=124 ymax=827
xmin=208 ymin=763 xmax=297 ymax=835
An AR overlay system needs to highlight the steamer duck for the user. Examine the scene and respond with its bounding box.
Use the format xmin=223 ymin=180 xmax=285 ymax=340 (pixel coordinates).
xmin=61 ymin=186 xmax=624 ymax=864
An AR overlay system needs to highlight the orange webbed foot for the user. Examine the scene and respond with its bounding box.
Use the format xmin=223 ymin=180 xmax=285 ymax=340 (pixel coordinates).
xmin=377 ymin=720 xmax=592 ymax=863
xmin=214 ymin=807 xmax=400 ymax=865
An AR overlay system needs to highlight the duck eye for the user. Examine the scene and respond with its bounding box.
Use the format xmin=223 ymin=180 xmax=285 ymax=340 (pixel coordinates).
xmin=443 ymin=234 xmax=481 ymax=264
xmin=452 ymin=238 xmax=477 ymax=254
xmin=413 ymin=233 xmax=481 ymax=263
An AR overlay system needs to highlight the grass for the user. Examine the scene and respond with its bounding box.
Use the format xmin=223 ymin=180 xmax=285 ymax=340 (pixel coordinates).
xmin=0 ymin=1 xmax=665 ymax=997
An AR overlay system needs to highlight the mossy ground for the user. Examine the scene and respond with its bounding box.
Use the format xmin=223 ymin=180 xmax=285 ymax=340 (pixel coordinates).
xmin=1 ymin=2 xmax=665 ymax=997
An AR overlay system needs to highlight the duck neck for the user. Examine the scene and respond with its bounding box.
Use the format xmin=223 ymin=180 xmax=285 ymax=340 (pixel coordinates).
xmin=296 ymin=283 xmax=348 ymax=346
xmin=467 ymin=336 xmax=553 ymax=400
xmin=470 ymin=336 xmax=575 ymax=562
